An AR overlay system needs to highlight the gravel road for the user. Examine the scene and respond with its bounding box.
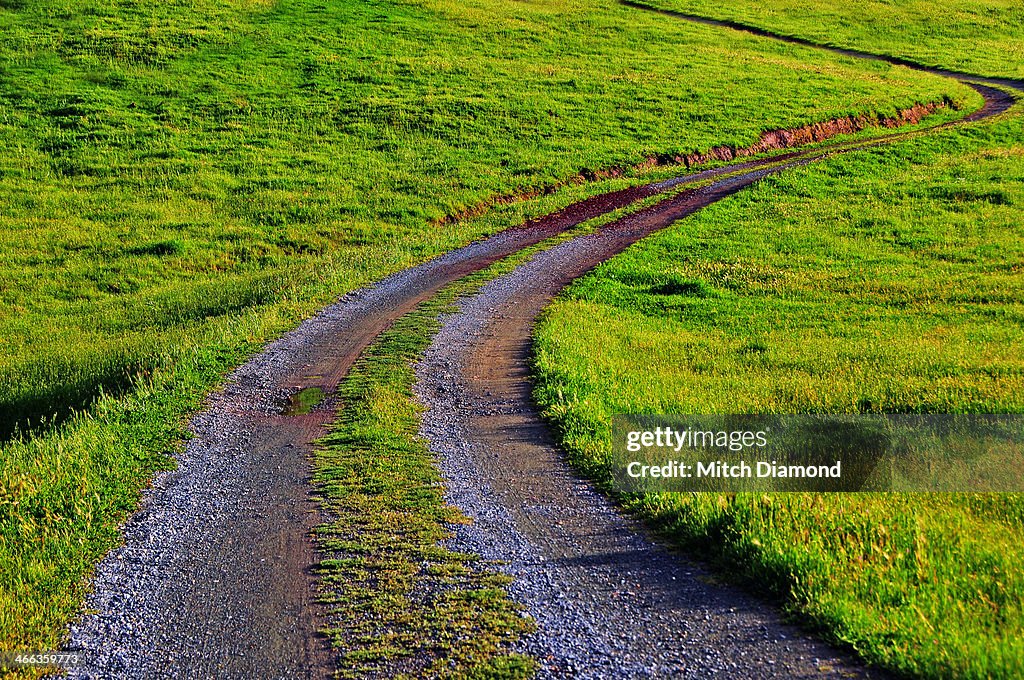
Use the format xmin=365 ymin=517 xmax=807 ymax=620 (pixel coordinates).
xmin=60 ymin=213 xmax=658 ymax=678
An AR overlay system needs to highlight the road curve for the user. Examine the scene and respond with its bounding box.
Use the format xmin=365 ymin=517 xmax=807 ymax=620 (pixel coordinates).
xmin=61 ymin=146 xmax=829 ymax=678
xmin=63 ymin=16 xmax=1018 ymax=680
xmin=61 ymin=180 xmax=693 ymax=678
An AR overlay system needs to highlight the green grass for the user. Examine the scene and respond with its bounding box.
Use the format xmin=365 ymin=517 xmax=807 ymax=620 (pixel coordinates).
xmin=644 ymin=0 xmax=1024 ymax=80
xmin=286 ymin=386 xmax=325 ymax=416
xmin=532 ymin=112 xmax=1024 ymax=677
xmin=0 ymin=0 xmax=974 ymax=656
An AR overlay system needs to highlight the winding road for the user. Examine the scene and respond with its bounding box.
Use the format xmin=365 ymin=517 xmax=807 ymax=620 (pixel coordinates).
xmin=65 ymin=6 xmax=1021 ymax=679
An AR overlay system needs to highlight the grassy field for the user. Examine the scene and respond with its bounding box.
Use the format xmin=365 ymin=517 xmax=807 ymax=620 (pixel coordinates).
xmin=644 ymin=0 xmax=1024 ymax=80
xmin=0 ymin=0 xmax=973 ymax=657
xmin=533 ymin=108 xmax=1024 ymax=676
xmin=0 ymin=0 xmax=972 ymax=434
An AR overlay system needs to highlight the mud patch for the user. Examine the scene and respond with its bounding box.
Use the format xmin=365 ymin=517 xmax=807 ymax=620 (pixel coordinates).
xmin=284 ymin=386 xmax=326 ymax=415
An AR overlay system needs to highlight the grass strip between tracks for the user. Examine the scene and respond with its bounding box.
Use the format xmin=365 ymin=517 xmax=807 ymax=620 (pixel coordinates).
xmin=311 ymin=287 xmax=535 ymax=679
xmin=309 ymin=193 xmax=679 ymax=677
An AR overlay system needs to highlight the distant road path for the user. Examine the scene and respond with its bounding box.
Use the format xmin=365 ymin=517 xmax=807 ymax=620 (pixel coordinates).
xmin=621 ymin=0 xmax=1024 ymax=97
xmin=65 ymin=11 xmax=1019 ymax=677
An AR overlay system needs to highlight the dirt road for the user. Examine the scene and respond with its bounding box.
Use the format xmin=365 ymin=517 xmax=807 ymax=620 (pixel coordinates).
xmin=65 ymin=146 xmax=825 ymax=679
xmin=65 ymin=18 xmax=1019 ymax=678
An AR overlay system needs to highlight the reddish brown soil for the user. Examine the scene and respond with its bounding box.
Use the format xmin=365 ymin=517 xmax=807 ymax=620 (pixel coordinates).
xmin=435 ymin=100 xmax=958 ymax=228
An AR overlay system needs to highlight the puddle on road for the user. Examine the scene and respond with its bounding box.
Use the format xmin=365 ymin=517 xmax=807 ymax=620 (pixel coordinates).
xmin=284 ymin=386 xmax=326 ymax=415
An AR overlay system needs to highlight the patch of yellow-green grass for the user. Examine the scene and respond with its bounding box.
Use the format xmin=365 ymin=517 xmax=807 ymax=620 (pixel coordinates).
xmin=313 ymin=298 xmax=536 ymax=678
xmin=644 ymin=0 xmax=1024 ymax=80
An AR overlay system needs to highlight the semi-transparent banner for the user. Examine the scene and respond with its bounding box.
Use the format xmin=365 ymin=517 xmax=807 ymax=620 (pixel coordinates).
xmin=610 ymin=415 xmax=1024 ymax=492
